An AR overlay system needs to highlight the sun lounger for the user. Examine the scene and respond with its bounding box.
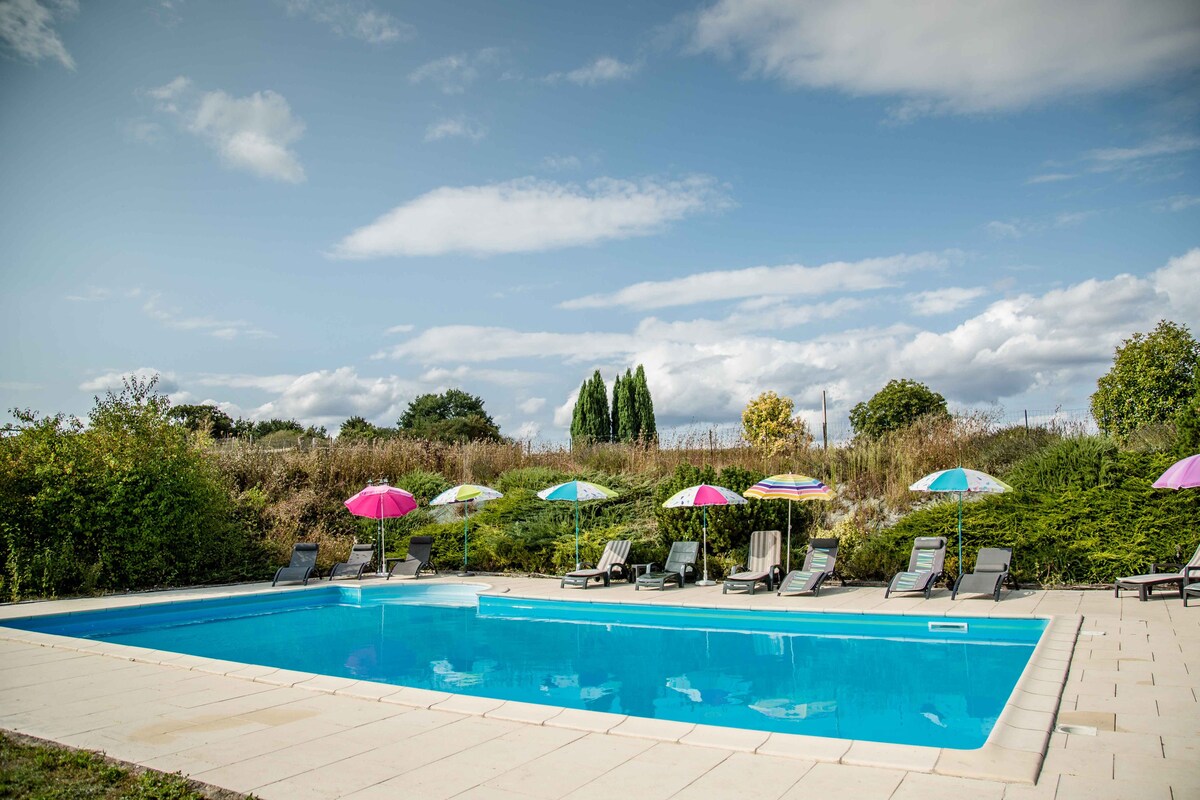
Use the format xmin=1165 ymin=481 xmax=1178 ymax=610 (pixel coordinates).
xmin=885 ymin=537 xmax=947 ymax=599
xmin=327 ymin=543 xmax=375 ymax=581
xmin=273 ymin=543 xmax=319 ymax=586
xmin=1185 ymin=582 xmax=1200 ymax=607
xmin=952 ymin=546 xmax=1016 ymax=601
xmin=387 ymin=536 xmax=436 ymax=579
xmin=636 ymin=541 xmax=699 ymax=591
xmin=777 ymin=537 xmax=839 ymax=596
xmin=561 ymin=539 xmax=631 ymax=588
xmin=1114 ymin=543 xmax=1200 ymax=601
xmin=723 ymin=530 xmax=783 ymax=595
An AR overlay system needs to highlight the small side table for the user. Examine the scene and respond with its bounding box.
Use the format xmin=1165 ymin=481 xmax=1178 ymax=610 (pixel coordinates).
xmin=628 ymin=563 xmax=655 ymax=583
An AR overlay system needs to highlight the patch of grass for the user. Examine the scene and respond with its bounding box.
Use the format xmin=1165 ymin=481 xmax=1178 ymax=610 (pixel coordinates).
xmin=0 ymin=732 xmax=256 ymax=799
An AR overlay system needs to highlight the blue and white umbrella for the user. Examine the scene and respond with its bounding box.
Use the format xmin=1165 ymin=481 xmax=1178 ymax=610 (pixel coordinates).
xmin=537 ymin=480 xmax=618 ymax=569
xmin=910 ymin=467 xmax=1011 ymax=577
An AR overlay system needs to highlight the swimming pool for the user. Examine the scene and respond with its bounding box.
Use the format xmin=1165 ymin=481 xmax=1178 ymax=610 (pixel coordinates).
xmin=1 ymin=583 xmax=1046 ymax=750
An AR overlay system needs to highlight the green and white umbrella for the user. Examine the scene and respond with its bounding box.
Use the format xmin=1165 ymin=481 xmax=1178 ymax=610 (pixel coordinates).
xmin=430 ymin=484 xmax=503 ymax=577
xmin=537 ymin=480 xmax=618 ymax=569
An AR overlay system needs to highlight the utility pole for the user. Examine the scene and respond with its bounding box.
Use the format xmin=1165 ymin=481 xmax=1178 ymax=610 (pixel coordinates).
xmin=821 ymin=390 xmax=828 ymax=450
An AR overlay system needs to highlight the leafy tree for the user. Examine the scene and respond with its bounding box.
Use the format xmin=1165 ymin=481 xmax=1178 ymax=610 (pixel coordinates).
xmin=168 ymin=404 xmax=235 ymax=438
xmin=250 ymin=419 xmax=304 ymax=439
xmin=632 ymin=364 xmax=657 ymax=443
xmin=1091 ymin=320 xmax=1200 ymax=439
xmin=570 ymin=371 xmax=610 ymax=444
xmin=741 ymin=391 xmax=812 ymax=454
xmin=338 ymin=416 xmax=396 ymax=444
xmin=0 ymin=375 xmax=267 ymax=600
xmin=1174 ymin=368 xmax=1200 ymax=457
xmin=849 ymin=379 xmax=949 ymax=440
xmin=398 ymin=389 xmax=502 ymax=443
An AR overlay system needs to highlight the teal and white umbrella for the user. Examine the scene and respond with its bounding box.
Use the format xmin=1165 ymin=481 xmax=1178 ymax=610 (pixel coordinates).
xmin=537 ymin=480 xmax=617 ymax=568
xmin=909 ymin=467 xmax=1011 ymax=577
xmin=430 ymin=484 xmax=503 ymax=577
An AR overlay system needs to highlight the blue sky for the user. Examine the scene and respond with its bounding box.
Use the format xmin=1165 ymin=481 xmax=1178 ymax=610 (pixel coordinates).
xmin=2 ymin=0 xmax=1198 ymax=442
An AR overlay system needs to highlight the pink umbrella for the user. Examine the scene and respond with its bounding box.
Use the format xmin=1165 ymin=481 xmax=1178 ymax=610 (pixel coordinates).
xmin=662 ymin=483 xmax=747 ymax=587
xmin=345 ymin=482 xmax=418 ymax=576
xmin=1153 ymin=454 xmax=1200 ymax=490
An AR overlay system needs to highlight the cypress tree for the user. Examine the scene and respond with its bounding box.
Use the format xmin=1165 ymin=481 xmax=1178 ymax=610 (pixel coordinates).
xmin=617 ymin=367 xmax=636 ymax=442
xmin=611 ymin=372 xmax=622 ymax=443
xmin=571 ymin=370 xmax=610 ymax=444
xmin=633 ymin=364 xmax=657 ymax=444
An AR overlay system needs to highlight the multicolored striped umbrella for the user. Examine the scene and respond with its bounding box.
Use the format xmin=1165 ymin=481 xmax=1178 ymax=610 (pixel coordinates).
xmin=537 ymin=481 xmax=618 ymax=569
xmin=662 ymin=484 xmax=747 ymax=586
xmin=430 ymin=484 xmax=503 ymax=577
xmin=909 ymin=467 xmax=1011 ymax=577
xmin=744 ymin=474 xmax=834 ymax=571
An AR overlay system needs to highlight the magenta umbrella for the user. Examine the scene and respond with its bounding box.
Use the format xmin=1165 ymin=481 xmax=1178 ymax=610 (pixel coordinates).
xmin=345 ymin=482 xmax=418 ymax=576
xmin=662 ymin=484 xmax=747 ymax=587
xmin=1152 ymin=454 xmax=1200 ymax=490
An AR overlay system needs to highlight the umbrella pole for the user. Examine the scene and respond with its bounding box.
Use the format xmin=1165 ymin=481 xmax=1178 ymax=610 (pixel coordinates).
xmin=786 ymin=500 xmax=793 ymax=572
xmin=697 ymin=505 xmax=716 ymax=586
xmin=957 ymin=492 xmax=963 ymax=578
xmin=574 ymin=499 xmax=581 ymax=569
xmin=459 ymin=504 xmax=474 ymax=577
xmin=377 ymin=516 xmax=386 ymax=577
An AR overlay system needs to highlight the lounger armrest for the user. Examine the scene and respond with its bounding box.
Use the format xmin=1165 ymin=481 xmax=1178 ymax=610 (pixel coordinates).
xmin=1151 ymin=562 xmax=1183 ymax=574
xmin=731 ymin=563 xmax=747 ymax=574
xmin=1185 ymin=565 xmax=1200 ymax=580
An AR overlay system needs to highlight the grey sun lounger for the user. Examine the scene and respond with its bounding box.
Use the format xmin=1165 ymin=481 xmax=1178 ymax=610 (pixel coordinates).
xmin=952 ymin=546 xmax=1017 ymax=601
xmin=636 ymin=541 xmax=699 ymax=591
xmin=723 ymin=530 xmax=783 ymax=595
xmin=561 ymin=539 xmax=631 ymax=588
xmin=777 ymin=537 xmax=839 ymax=596
xmin=387 ymin=536 xmax=436 ymax=579
xmin=328 ymin=543 xmax=376 ymax=581
xmin=885 ymin=537 xmax=947 ymax=599
xmin=273 ymin=542 xmax=319 ymax=586
xmin=1114 ymin=543 xmax=1200 ymax=601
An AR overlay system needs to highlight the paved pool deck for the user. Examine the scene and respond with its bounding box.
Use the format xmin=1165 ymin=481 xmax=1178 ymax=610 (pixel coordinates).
xmin=0 ymin=577 xmax=1196 ymax=800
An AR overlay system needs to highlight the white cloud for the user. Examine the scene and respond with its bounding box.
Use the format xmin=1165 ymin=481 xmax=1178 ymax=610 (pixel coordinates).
xmin=562 ymin=252 xmax=948 ymax=310
xmin=80 ymin=367 xmax=179 ymax=395
xmin=143 ymin=294 xmax=275 ymax=340
xmin=513 ymin=421 xmax=541 ymax=440
xmin=518 ymin=397 xmax=546 ymax=414
xmin=541 ymin=155 xmax=583 ymax=171
xmin=546 ymin=56 xmax=640 ymax=85
xmin=332 ymin=175 xmax=727 ymax=258
xmin=0 ymin=0 xmax=77 ymax=70
xmin=1086 ymin=134 xmax=1200 ymax=168
xmin=279 ymin=0 xmax=413 ymax=44
xmin=985 ymin=211 xmax=1095 ymax=239
xmin=385 ymin=323 xmax=414 ymax=334
xmin=689 ymin=0 xmax=1200 ymax=116
xmin=65 ymin=286 xmax=111 ymax=302
xmin=145 ymin=77 xmax=307 ymax=183
xmin=907 ymin=287 xmax=987 ymax=317
xmin=408 ymin=48 xmax=502 ymax=94
xmin=417 ymin=365 xmax=546 ymax=388
xmin=241 ymin=368 xmax=421 ymax=428
xmin=424 ymin=116 xmax=487 ymax=142
xmin=1156 ymin=194 xmax=1200 ymax=212
xmin=391 ymin=249 xmax=1200 ymax=431
xmin=1025 ymin=173 xmax=1075 ymax=185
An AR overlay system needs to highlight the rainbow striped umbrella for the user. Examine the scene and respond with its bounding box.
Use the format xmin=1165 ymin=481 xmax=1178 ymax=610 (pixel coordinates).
xmin=744 ymin=474 xmax=833 ymax=571
xmin=431 ymin=484 xmax=503 ymax=577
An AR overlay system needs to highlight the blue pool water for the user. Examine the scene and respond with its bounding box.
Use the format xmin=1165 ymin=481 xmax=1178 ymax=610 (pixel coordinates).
xmin=2 ymin=584 xmax=1045 ymax=749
